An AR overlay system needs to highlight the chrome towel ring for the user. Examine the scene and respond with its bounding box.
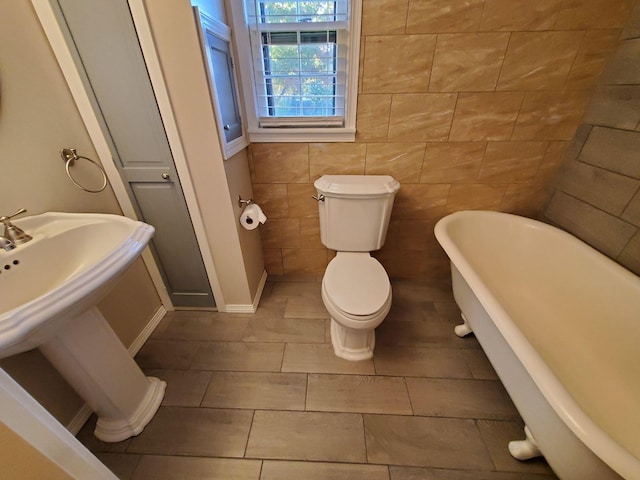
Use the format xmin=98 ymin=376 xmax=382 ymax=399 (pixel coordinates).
xmin=60 ymin=147 xmax=108 ymax=193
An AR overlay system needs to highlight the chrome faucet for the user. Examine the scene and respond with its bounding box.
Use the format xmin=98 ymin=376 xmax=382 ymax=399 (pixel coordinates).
xmin=0 ymin=236 xmax=15 ymax=251
xmin=1 ymin=209 xmax=32 ymax=246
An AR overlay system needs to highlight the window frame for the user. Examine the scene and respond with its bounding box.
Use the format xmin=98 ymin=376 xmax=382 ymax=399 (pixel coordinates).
xmin=226 ymin=0 xmax=361 ymax=142
xmin=259 ymin=30 xmax=340 ymax=121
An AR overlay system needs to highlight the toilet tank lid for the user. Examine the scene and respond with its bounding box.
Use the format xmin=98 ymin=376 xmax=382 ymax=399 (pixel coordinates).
xmin=314 ymin=175 xmax=400 ymax=196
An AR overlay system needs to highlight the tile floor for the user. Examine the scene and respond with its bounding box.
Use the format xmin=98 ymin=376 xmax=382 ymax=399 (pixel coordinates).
xmin=78 ymin=279 xmax=559 ymax=480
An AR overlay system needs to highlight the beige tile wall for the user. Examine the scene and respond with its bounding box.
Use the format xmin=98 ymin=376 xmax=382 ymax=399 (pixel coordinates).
xmin=250 ymin=0 xmax=636 ymax=280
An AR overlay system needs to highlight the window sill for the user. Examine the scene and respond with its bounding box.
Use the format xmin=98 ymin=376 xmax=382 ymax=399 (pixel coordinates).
xmin=223 ymin=135 xmax=250 ymax=160
xmin=247 ymin=127 xmax=356 ymax=143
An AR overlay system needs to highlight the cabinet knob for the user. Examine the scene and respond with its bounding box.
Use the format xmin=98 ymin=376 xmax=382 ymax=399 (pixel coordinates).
xmin=223 ymin=124 xmax=230 ymax=131
xmin=161 ymin=173 xmax=170 ymax=180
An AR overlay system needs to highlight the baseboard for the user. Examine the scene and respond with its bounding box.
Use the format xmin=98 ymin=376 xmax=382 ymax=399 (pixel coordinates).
xmin=66 ymin=403 xmax=94 ymax=436
xmin=66 ymin=305 xmax=167 ymax=435
xmin=253 ymin=269 xmax=268 ymax=311
xmin=224 ymin=270 xmax=268 ymax=314
xmin=127 ymin=305 xmax=167 ymax=356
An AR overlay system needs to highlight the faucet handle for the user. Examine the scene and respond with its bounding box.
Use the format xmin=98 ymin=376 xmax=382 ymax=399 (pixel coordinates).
xmin=1 ymin=208 xmax=27 ymax=224
xmin=1 ymin=209 xmax=32 ymax=245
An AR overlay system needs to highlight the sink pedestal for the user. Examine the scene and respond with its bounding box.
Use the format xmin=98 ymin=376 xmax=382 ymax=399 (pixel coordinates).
xmin=39 ymin=306 xmax=165 ymax=442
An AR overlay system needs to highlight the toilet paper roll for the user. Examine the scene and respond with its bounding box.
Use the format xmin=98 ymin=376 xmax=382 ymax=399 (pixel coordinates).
xmin=240 ymin=203 xmax=267 ymax=230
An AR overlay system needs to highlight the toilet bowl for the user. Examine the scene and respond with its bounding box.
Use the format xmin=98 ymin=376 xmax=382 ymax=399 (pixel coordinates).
xmin=321 ymin=252 xmax=392 ymax=361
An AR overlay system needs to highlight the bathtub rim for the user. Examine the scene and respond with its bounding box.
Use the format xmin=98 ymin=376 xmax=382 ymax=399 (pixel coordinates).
xmin=434 ymin=210 xmax=640 ymax=480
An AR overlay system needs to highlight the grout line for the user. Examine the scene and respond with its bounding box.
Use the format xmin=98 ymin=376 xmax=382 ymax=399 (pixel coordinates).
xmin=403 ymin=376 xmax=415 ymax=416
xmin=474 ymin=418 xmax=499 ymax=472
xmin=508 ymin=86 xmax=528 ymax=142
xmin=243 ymin=409 xmax=257 ymax=459
xmin=494 ymin=32 xmax=512 ymax=92
xmin=402 ymin=0 xmax=410 ymax=35
xmin=551 ymin=189 xmax=638 ymax=227
xmin=361 ymin=413 xmax=369 ymax=464
xmin=444 ymin=92 xmax=459 ymax=142
xmin=198 ymin=371 xmax=213 ymax=408
xmin=618 ymin=182 xmax=640 ymax=217
xmin=128 ymin=454 xmax=144 ymax=478
xmin=304 ymin=373 xmax=309 ymax=411
xmin=279 ymin=341 xmax=286 ymax=372
xmin=427 ymin=33 xmax=439 ymax=93
xmin=563 ymin=29 xmax=588 ymax=92
xmin=257 ymin=460 xmax=264 ymax=480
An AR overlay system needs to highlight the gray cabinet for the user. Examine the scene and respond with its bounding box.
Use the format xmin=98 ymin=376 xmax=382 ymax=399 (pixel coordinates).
xmin=56 ymin=0 xmax=215 ymax=308
xmin=195 ymin=8 xmax=248 ymax=159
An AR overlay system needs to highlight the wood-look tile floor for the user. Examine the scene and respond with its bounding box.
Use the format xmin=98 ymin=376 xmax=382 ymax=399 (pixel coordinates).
xmin=78 ymin=280 xmax=559 ymax=480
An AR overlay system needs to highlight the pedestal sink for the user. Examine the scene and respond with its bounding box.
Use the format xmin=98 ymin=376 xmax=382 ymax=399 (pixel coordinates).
xmin=0 ymin=212 xmax=166 ymax=442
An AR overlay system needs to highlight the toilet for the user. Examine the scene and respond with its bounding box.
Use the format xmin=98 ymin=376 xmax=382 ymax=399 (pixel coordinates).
xmin=314 ymin=175 xmax=400 ymax=361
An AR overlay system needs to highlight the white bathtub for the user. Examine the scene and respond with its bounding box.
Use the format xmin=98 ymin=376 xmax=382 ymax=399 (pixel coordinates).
xmin=434 ymin=210 xmax=640 ymax=480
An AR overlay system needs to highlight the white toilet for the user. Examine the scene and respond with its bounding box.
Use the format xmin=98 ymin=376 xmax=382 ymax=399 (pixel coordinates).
xmin=314 ymin=175 xmax=400 ymax=361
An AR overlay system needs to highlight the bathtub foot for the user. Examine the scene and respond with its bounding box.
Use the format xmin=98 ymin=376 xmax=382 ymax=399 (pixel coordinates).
xmin=454 ymin=313 xmax=473 ymax=337
xmin=509 ymin=426 xmax=542 ymax=461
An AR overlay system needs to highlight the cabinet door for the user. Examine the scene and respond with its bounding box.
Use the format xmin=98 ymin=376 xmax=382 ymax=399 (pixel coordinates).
xmin=206 ymin=33 xmax=243 ymax=143
xmin=194 ymin=8 xmax=247 ymax=158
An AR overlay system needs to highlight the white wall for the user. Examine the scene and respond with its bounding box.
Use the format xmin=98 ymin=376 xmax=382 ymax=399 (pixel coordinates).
xmin=140 ymin=0 xmax=265 ymax=305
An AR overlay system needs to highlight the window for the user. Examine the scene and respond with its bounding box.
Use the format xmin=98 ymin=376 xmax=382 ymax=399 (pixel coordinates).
xmin=260 ymin=30 xmax=339 ymax=120
xmin=229 ymin=0 xmax=361 ymax=142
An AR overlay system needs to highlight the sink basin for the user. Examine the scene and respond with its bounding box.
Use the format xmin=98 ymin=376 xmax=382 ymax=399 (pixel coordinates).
xmin=0 ymin=212 xmax=165 ymax=442
xmin=0 ymin=212 xmax=154 ymax=358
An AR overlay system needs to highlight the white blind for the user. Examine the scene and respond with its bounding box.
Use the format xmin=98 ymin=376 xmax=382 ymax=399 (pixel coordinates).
xmin=245 ymin=0 xmax=350 ymax=127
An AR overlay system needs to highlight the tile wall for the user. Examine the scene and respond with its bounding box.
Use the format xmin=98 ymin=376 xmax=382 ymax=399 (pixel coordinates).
xmin=249 ymin=0 xmax=636 ymax=280
xmin=544 ymin=1 xmax=640 ymax=275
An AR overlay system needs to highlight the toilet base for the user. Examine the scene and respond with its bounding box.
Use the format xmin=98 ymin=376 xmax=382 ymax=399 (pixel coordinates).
xmin=330 ymin=319 xmax=376 ymax=361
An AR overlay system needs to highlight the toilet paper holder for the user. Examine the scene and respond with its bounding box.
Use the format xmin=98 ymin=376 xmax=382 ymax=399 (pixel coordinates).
xmin=238 ymin=195 xmax=253 ymax=208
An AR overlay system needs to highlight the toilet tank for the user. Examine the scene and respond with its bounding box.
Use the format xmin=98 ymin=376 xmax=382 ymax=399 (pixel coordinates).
xmin=314 ymin=175 xmax=400 ymax=252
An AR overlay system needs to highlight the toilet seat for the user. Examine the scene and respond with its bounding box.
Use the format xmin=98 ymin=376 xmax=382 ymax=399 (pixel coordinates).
xmin=322 ymin=253 xmax=391 ymax=319
xmin=321 ymin=252 xmax=392 ymax=361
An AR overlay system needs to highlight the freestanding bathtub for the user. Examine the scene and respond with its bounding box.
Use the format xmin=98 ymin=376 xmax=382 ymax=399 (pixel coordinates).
xmin=434 ymin=210 xmax=640 ymax=480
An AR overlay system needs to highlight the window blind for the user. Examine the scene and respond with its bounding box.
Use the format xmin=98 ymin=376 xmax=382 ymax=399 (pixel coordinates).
xmin=245 ymin=0 xmax=350 ymax=127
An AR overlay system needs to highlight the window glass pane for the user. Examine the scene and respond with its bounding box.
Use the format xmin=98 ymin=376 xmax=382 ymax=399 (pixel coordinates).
xmin=300 ymin=43 xmax=335 ymax=75
xmin=301 ymin=77 xmax=335 ymax=116
xmin=262 ymin=30 xmax=337 ymax=117
xmin=264 ymin=44 xmax=300 ymax=75
xmin=271 ymin=78 xmax=300 ymax=97
xmin=273 ymin=94 xmax=301 ymax=116
xmin=261 ymin=1 xmax=296 ymax=23
xmin=258 ymin=1 xmax=338 ymax=23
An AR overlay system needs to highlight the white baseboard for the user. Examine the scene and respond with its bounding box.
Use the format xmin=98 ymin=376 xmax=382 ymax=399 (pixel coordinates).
xmin=223 ymin=270 xmax=268 ymax=314
xmin=127 ymin=305 xmax=167 ymax=356
xmin=66 ymin=305 xmax=167 ymax=435
xmin=253 ymin=269 xmax=268 ymax=311
xmin=66 ymin=403 xmax=94 ymax=436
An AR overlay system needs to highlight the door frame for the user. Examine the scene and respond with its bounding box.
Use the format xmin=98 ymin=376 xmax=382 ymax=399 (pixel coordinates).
xmin=31 ymin=0 xmax=227 ymax=311
xmin=0 ymin=368 xmax=118 ymax=479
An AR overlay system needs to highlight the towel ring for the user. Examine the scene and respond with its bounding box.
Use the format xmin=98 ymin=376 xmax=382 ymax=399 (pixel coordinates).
xmin=60 ymin=148 xmax=108 ymax=193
